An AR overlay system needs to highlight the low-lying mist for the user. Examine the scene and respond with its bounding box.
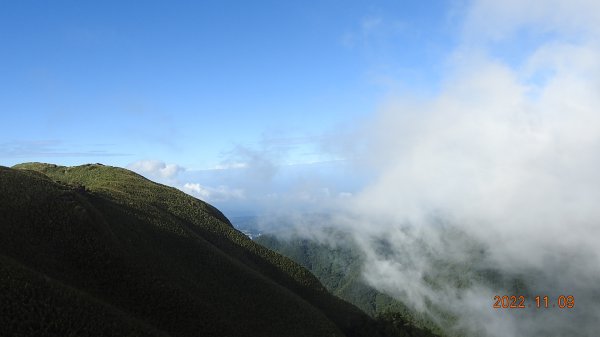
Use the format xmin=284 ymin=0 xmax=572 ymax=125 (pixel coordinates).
xmin=258 ymin=2 xmax=600 ymax=336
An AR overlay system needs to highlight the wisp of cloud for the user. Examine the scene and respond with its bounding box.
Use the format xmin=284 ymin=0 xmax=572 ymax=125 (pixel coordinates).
xmin=308 ymin=1 xmax=600 ymax=336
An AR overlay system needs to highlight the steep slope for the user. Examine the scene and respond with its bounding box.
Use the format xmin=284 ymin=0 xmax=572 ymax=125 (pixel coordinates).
xmin=0 ymin=163 xmax=385 ymax=337
xmin=255 ymin=232 xmax=442 ymax=336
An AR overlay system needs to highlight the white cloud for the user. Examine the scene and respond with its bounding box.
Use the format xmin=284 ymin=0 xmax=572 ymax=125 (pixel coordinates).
xmin=462 ymin=0 xmax=600 ymax=42
xmin=123 ymin=155 xmax=360 ymax=216
xmin=220 ymin=145 xmax=279 ymax=184
xmin=213 ymin=162 xmax=248 ymax=170
xmin=279 ymin=1 xmax=600 ymax=336
xmin=127 ymin=159 xmax=184 ymax=180
xmin=182 ymin=183 xmax=211 ymax=198
xmin=182 ymin=182 xmax=244 ymax=202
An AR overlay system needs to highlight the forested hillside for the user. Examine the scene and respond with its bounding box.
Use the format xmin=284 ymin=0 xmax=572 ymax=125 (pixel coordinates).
xmin=0 ymin=163 xmax=437 ymax=337
xmin=256 ymin=231 xmax=442 ymax=336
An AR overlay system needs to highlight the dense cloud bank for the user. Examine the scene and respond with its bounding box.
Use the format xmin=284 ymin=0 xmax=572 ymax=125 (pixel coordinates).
xmin=280 ymin=1 xmax=600 ymax=336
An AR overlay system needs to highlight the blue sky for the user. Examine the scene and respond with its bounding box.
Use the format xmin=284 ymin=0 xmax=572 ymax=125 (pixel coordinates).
xmin=0 ymin=0 xmax=465 ymax=215
xmin=5 ymin=0 xmax=596 ymax=218
xmin=1 ymin=0 xmax=456 ymax=170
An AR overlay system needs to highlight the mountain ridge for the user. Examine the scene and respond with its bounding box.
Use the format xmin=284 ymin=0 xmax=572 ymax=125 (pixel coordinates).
xmin=1 ymin=162 xmax=437 ymax=337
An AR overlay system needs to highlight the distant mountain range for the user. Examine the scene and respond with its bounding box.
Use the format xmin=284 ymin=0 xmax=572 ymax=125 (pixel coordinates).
xmin=0 ymin=163 xmax=437 ymax=337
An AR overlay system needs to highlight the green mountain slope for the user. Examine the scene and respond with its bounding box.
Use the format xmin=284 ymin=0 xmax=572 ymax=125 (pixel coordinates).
xmin=0 ymin=163 xmax=407 ymax=337
xmin=255 ymin=232 xmax=442 ymax=336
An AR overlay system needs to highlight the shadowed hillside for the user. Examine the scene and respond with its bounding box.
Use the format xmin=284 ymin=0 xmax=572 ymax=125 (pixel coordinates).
xmin=0 ymin=163 xmax=437 ymax=337
xmin=256 ymin=231 xmax=443 ymax=336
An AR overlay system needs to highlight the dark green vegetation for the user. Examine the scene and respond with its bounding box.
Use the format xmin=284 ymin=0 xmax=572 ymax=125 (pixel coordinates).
xmin=256 ymin=232 xmax=442 ymax=336
xmin=0 ymin=163 xmax=437 ymax=337
xmin=255 ymin=228 xmax=547 ymax=337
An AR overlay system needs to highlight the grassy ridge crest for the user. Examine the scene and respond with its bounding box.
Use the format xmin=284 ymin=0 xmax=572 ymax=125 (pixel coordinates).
xmin=1 ymin=163 xmax=412 ymax=337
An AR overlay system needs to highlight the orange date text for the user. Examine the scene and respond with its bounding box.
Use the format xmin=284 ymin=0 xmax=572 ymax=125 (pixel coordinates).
xmin=492 ymin=295 xmax=574 ymax=309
